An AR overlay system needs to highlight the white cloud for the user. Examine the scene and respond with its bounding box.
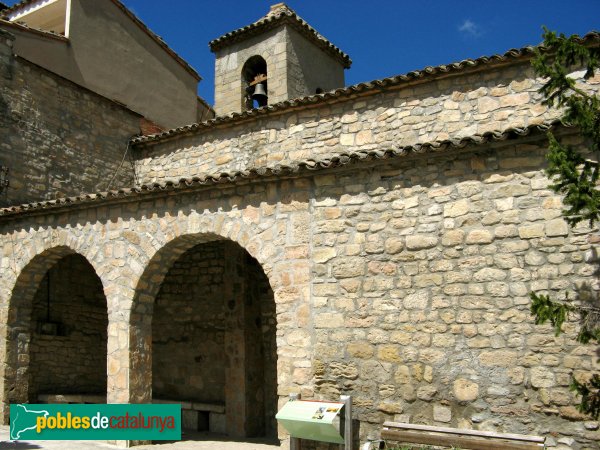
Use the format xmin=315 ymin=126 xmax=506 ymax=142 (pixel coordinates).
xmin=458 ymin=19 xmax=481 ymax=37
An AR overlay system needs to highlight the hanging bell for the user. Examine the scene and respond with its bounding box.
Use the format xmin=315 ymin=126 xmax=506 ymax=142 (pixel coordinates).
xmin=252 ymin=82 xmax=268 ymax=107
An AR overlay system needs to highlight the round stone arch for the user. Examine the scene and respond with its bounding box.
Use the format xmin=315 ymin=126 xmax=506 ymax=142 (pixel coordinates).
xmin=1 ymin=243 xmax=109 ymax=423
xmin=125 ymin=222 xmax=281 ymax=438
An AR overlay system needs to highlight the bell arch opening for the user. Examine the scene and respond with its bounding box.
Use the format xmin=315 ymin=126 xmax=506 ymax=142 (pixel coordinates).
xmin=131 ymin=235 xmax=278 ymax=440
xmin=3 ymin=249 xmax=108 ymax=421
xmin=242 ymin=55 xmax=268 ymax=110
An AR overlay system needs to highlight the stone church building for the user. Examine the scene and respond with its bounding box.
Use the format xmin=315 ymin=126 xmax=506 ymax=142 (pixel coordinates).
xmin=0 ymin=1 xmax=599 ymax=448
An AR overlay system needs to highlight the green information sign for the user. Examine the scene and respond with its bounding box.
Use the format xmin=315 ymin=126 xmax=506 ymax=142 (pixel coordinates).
xmin=276 ymin=399 xmax=345 ymax=444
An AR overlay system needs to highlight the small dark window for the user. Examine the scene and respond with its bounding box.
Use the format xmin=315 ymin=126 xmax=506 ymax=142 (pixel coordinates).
xmin=315 ymin=88 xmax=324 ymax=94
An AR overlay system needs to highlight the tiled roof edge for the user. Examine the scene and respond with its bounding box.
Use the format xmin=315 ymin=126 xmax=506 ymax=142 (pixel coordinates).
xmin=0 ymin=18 xmax=68 ymax=41
xmin=0 ymin=0 xmax=34 ymax=15
xmin=0 ymin=120 xmax=569 ymax=220
xmin=135 ymin=31 xmax=600 ymax=147
xmin=209 ymin=6 xmax=351 ymax=68
xmin=1 ymin=0 xmax=201 ymax=80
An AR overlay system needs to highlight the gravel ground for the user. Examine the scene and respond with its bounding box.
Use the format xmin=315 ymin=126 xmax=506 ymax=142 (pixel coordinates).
xmin=0 ymin=426 xmax=281 ymax=450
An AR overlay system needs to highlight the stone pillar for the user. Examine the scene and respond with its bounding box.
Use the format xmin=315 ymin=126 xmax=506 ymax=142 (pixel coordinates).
xmin=223 ymin=242 xmax=264 ymax=437
xmin=106 ymin=287 xmax=154 ymax=405
xmin=107 ymin=295 xmax=152 ymax=448
xmin=224 ymin=242 xmax=247 ymax=437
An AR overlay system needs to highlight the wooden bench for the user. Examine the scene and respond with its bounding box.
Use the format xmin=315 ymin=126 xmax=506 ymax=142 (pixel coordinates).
xmin=153 ymin=399 xmax=226 ymax=434
xmin=381 ymin=421 xmax=545 ymax=450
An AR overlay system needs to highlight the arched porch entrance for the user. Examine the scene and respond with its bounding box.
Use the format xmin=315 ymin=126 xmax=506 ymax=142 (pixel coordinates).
xmin=3 ymin=247 xmax=108 ymax=419
xmin=131 ymin=235 xmax=278 ymax=439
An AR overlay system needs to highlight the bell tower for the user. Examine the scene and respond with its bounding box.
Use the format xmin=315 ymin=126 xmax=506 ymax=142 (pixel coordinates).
xmin=210 ymin=3 xmax=351 ymax=116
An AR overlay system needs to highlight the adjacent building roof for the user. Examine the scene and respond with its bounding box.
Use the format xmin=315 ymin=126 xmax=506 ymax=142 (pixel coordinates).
xmin=209 ymin=3 xmax=352 ymax=69
xmin=134 ymin=31 xmax=600 ymax=147
xmin=0 ymin=120 xmax=568 ymax=219
xmin=0 ymin=17 xmax=68 ymax=41
xmin=1 ymin=0 xmax=201 ymax=80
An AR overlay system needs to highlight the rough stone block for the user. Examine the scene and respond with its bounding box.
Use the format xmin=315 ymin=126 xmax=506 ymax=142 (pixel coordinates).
xmin=454 ymin=379 xmax=479 ymax=401
xmin=209 ymin=412 xmax=227 ymax=434
xmin=433 ymin=405 xmax=452 ymax=423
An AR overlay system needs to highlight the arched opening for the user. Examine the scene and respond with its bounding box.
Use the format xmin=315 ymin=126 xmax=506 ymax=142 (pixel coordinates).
xmin=3 ymin=249 xmax=107 ymax=415
xmin=142 ymin=237 xmax=277 ymax=439
xmin=242 ymin=55 xmax=268 ymax=110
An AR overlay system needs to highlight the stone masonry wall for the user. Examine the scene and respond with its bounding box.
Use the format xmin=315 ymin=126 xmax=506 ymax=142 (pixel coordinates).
xmin=285 ymin=27 xmax=345 ymax=100
xmin=152 ymin=242 xmax=227 ymax=404
xmin=134 ymin=62 xmax=599 ymax=185
xmin=2 ymin=132 xmax=597 ymax=447
xmin=29 ymin=254 xmax=107 ymax=400
xmin=152 ymin=240 xmax=279 ymax=436
xmin=307 ymin=136 xmax=599 ymax=449
xmin=0 ymin=30 xmax=140 ymax=207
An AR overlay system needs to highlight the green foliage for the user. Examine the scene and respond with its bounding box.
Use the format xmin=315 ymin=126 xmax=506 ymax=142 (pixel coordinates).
xmin=530 ymin=292 xmax=599 ymax=344
xmin=530 ymin=28 xmax=600 ymax=420
xmin=530 ymin=292 xmax=574 ymax=336
xmin=532 ymin=27 xmax=600 ymax=227
xmin=571 ymin=375 xmax=600 ymax=419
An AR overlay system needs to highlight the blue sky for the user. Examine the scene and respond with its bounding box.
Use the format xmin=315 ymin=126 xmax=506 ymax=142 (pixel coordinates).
xmin=4 ymin=0 xmax=600 ymax=105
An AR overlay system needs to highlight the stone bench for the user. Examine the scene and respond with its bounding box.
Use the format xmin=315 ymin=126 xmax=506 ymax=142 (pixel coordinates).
xmin=37 ymin=394 xmax=106 ymax=404
xmin=381 ymin=421 xmax=545 ymax=450
xmin=153 ymin=399 xmax=226 ymax=434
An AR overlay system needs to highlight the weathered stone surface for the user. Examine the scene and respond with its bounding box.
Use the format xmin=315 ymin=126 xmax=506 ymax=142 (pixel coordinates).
xmin=313 ymin=247 xmax=337 ymax=263
xmin=406 ymin=235 xmax=438 ymax=250
xmin=332 ymin=258 xmax=365 ymax=278
xmin=347 ymin=342 xmax=375 ymax=359
xmin=519 ymin=224 xmax=545 ymax=239
xmin=442 ymin=230 xmax=465 ymax=246
xmin=444 ymin=199 xmax=470 ymax=218
xmin=530 ymin=366 xmax=556 ymax=388
xmin=433 ymin=405 xmax=452 ymax=423
xmin=454 ymin=379 xmax=479 ymax=402
xmin=473 ymin=268 xmax=507 ymax=282
xmin=466 ymin=230 xmax=494 ymax=244
xmin=545 ymin=219 xmax=569 ymax=237
xmin=404 ymin=291 xmax=429 ymax=309
xmin=385 ymin=237 xmax=404 ymax=254
xmin=417 ymin=386 xmax=438 ymax=402
xmin=479 ymin=351 xmax=518 ymax=367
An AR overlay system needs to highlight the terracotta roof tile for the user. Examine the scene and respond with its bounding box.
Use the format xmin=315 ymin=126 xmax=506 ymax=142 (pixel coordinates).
xmin=0 ymin=18 xmax=68 ymax=41
xmin=135 ymin=31 xmax=600 ymax=147
xmin=209 ymin=3 xmax=351 ymax=69
xmin=0 ymin=120 xmax=567 ymax=219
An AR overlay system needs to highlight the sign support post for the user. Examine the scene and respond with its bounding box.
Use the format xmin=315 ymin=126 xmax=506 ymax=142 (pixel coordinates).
xmin=290 ymin=393 xmax=301 ymax=450
xmin=341 ymin=395 xmax=352 ymax=450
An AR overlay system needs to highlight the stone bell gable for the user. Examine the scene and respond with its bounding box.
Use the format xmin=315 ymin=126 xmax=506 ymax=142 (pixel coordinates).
xmin=210 ymin=3 xmax=350 ymax=116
